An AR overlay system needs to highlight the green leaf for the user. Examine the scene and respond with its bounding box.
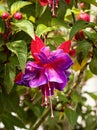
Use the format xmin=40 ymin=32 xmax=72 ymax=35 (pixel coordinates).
xmin=1 ymin=112 xmax=26 ymax=129
xmin=70 ymin=21 xmax=97 ymax=40
xmin=69 ymin=20 xmax=88 ymax=40
xmin=85 ymin=92 xmax=97 ymax=100
xmin=77 ymin=40 xmax=92 ymax=64
xmin=84 ymin=31 xmax=97 ymax=40
xmin=11 ymin=1 xmax=31 ymax=14
xmin=89 ymin=48 xmax=97 ymax=75
xmin=81 ymin=0 xmax=97 ymax=7
xmin=35 ymin=0 xmax=47 ymax=18
xmin=71 ymin=91 xmax=83 ymax=104
xmin=4 ymin=63 xmax=16 ymax=93
xmin=13 ymin=20 xmax=34 ymax=39
xmin=7 ymin=40 xmax=27 ymax=70
xmin=7 ymin=0 xmax=20 ymax=7
xmin=0 ymin=5 xmax=7 ymax=15
xmin=36 ymin=24 xmax=56 ymax=36
xmin=84 ymin=114 xmax=97 ymax=130
xmin=0 ymin=17 xmax=5 ymax=33
xmin=57 ymin=0 xmax=67 ymax=19
xmin=65 ymin=108 xmax=78 ymax=128
xmin=85 ymin=69 xmax=93 ymax=81
xmin=0 ymin=90 xmax=28 ymax=122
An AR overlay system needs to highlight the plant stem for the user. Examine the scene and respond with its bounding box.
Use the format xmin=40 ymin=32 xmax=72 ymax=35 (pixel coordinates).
xmin=30 ymin=108 xmax=50 ymax=130
xmin=66 ymin=63 xmax=88 ymax=97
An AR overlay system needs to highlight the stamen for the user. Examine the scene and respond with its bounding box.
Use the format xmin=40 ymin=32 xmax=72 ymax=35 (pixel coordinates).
xmin=51 ymin=0 xmax=55 ymax=17
xmin=47 ymin=0 xmax=51 ymax=7
xmin=48 ymin=82 xmax=54 ymax=118
xmin=45 ymin=96 xmax=48 ymax=108
xmin=55 ymin=0 xmax=58 ymax=8
xmin=54 ymin=90 xmax=59 ymax=102
xmin=49 ymin=95 xmax=54 ymax=118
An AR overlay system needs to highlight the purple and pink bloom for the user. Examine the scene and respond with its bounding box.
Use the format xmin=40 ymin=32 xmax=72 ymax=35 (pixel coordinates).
xmin=39 ymin=0 xmax=71 ymax=16
xmin=15 ymin=35 xmax=73 ymax=117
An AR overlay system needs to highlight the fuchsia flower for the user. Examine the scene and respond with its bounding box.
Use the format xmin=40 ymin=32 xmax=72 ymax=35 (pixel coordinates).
xmin=39 ymin=0 xmax=71 ymax=16
xmin=39 ymin=0 xmax=58 ymax=16
xmin=15 ymin=36 xmax=73 ymax=117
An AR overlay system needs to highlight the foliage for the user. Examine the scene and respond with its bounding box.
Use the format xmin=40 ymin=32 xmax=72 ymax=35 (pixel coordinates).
xmin=0 ymin=0 xmax=97 ymax=130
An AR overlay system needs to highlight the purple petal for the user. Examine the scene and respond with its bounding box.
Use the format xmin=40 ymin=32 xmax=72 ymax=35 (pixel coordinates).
xmin=35 ymin=47 xmax=50 ymax=64
xmin=54 ymin=82 xmax=66 ymax=91
xmin=26 ymin=61 xmax=42 ymax=70
xmin=29 ymin=71 xmax=47 ymax=88
xmin=45 ymin=68 xmax=65 ymax=83
xmin=51 ymin=50 xmax=73 ymax=70
xmin=45 ymin=68 xmax=67 ymax=83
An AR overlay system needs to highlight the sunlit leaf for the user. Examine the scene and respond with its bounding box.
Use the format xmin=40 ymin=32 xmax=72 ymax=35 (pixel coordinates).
xmin=11 ymin=1 xmax=31 ymax=14
xmin=36 ymin=24 xmax=56 ymax=36
xmin=0 ymin=5 xmax=7 ymax=15
xmin=13 ymin=20 xmax=34 ymax=39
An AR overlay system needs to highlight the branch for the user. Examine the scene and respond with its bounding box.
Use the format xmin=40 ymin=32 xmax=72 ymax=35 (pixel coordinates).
xmin=66 ymin=63 xmax=88 ymax=97
xmin=30 ymin=108 xmax=50 ymax=130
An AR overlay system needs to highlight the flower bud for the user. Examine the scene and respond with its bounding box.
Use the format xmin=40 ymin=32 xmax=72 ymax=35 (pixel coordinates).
xmin=78 ymin=12 xmax=90 ymax=22
xmin=13 ymin=12 xmax=22 ymax=20
xmin=74 ymin=30 xmax=85 ymax=41
xmin=79 ymin=2 xmax=85 ymax=9
xmin=1 ymin=12 xmax=10 ymax=19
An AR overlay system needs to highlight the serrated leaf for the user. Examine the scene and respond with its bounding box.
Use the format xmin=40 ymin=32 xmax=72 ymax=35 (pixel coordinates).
xmin=89 ymin=48 xmax=97 ymax=75
xmin=77 ymin=40 xmax=92 ymax=64
xmin=0 ymin=17 xmax=5 ymax=33
xmin=1 ymin=112 xmax=26 ymax=129
xmin=4 ymin=63 xmax=16 ymax=93
xmin=11 ymin=1 xmax=31 ymax=14
xmin=65 ymin=108 xmax=78 ymax=128
xmin=7 ymin=40 xmax=27 ymax=70
xmin=13 ymin=20 xmax=34 ymax=39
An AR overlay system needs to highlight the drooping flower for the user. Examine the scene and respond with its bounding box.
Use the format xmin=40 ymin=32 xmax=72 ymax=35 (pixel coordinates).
xmin=39 ymin=0 xmax=58 ymax=16
xmin=15 ymin=35 xmax=73 ymax=117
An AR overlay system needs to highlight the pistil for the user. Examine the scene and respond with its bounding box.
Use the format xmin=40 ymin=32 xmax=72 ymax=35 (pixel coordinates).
xmin=48 ymin=82 xmax=54 ymax=118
